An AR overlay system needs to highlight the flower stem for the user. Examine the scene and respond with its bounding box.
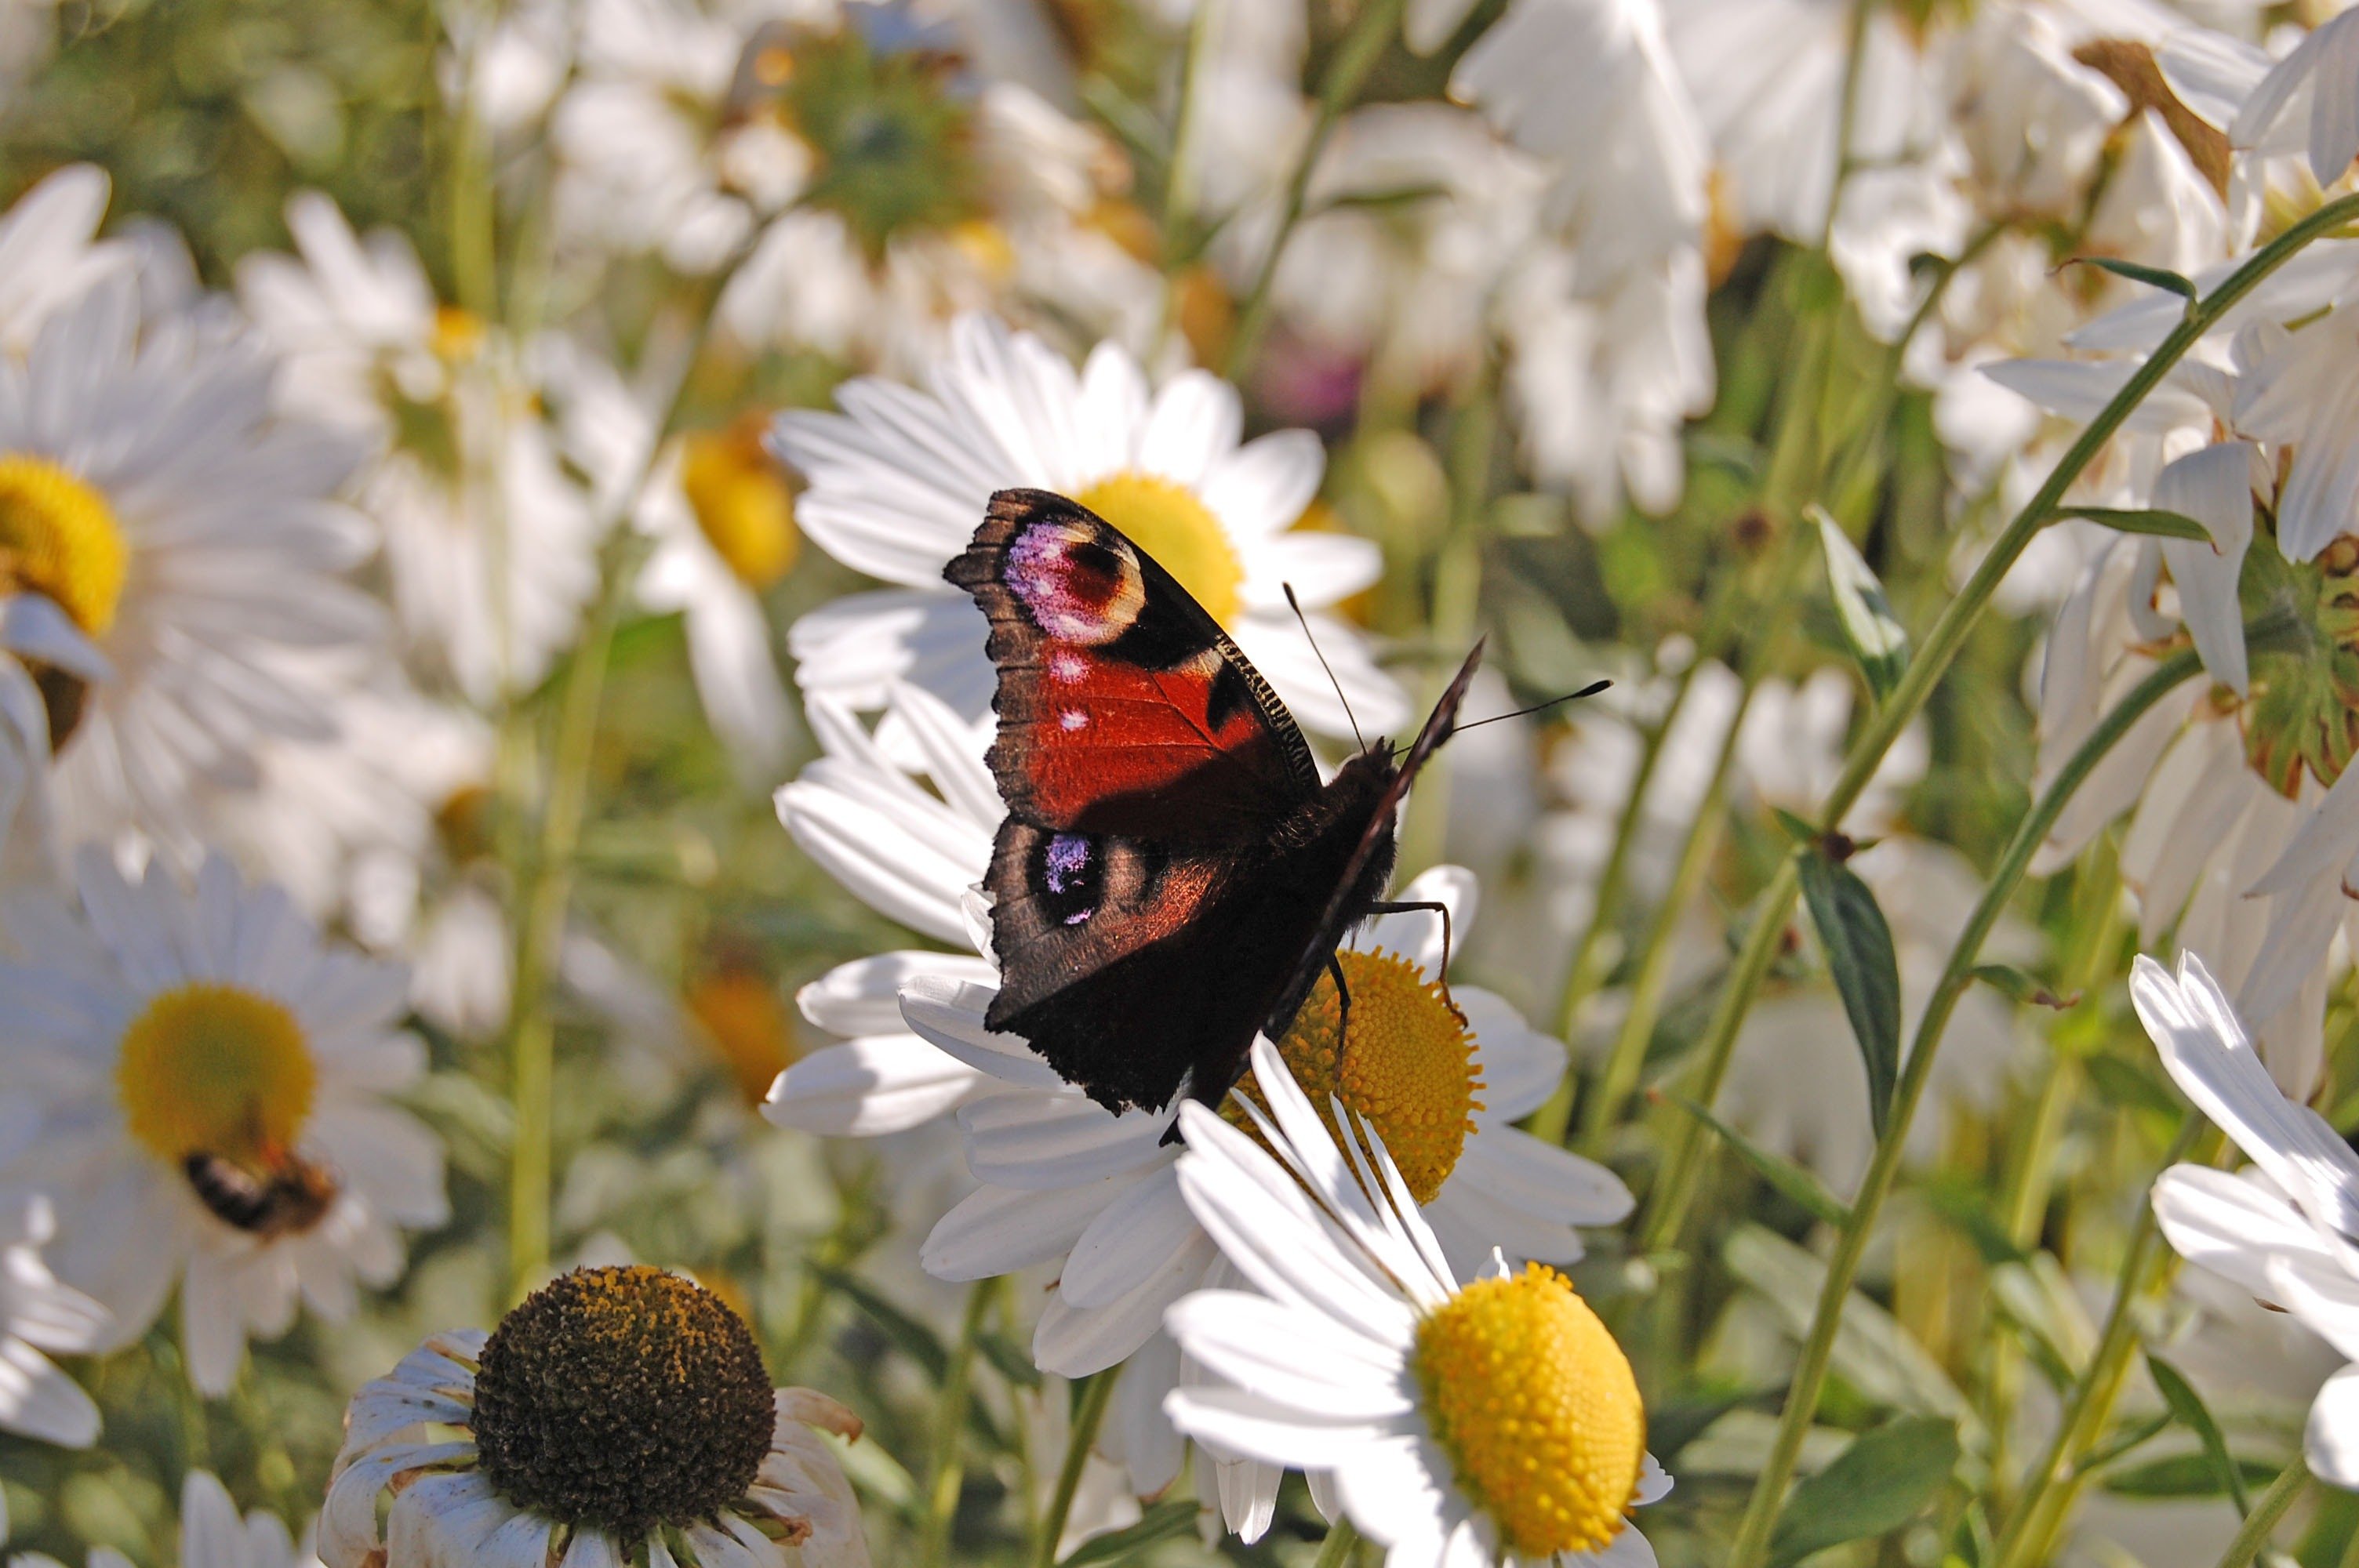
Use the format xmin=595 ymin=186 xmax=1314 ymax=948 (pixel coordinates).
xmin=1034 ymin=1370 xmax=1116 ymax=1568
xmin=1990 ymin=1113 xmax=2224 ymax=1568
xmin=1313 ymin=1517 xmax=1363 ymax=1568
xmin=919 ymin=1279 xmax=994 ymax=1568
xmin=1222 ymin=0 xmax=1405 ymax=379
xmin=1640 ymin=191 xmax=2359 ymax=1248
xmin=1721 ymin=646 xmax=2204 ymax=1568
xmin=1578 ymin=677 xmax=1750 ymax=1153
xmin=2215 ymin=1461 xmax=2312 ymax=1568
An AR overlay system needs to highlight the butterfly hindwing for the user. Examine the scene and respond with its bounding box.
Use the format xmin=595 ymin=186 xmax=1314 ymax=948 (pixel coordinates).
xmin=945 ymin=488 xmax=1318 ymax=844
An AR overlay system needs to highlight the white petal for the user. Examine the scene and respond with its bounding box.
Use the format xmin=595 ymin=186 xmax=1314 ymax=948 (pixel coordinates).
xmin=1162 ymin=1383 xmax=1397 ymax=1471
xmin=921 ymin=1174 xmax=1140 ymax=1281
xmin=1059 ymin=1163 xmax=1194 ymax=1308
xmin=2308 ymin=1364 xmax=2359 ymax=1489
xmin=764 ymin=1036 xmax=990 ymax=1137
xmin=1033 ymin=1230 xmax=1215 ymax=1377
xmin=958 ymin=1087 xmax=1166 ymax=1189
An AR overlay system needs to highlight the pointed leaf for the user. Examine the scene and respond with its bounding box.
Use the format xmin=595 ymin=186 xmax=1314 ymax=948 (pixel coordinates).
xmin=2148 ymin=1353 xmax=2252 ymax=1514
xmin=2072 ymin=255 xmax=2198 ymax=303
xmin=2103 ymin=1454 xmax=2281 ymax=1498
xmin=1659 ymin=1091 xmax=1852 ymax=1228
xmin=1970 ymin=963 xmax=2081 ymax=1010
xmin=1768 ymin=1416 xmax=1961 ymax=1568
xmin=1814 ymin=507 xmax=1910 ymax=699
xmin=2052 ymin=506 xmax=2213 ymax=542
xmin=1798 ymin=852 xmax=1905 ymax=1139
xmin=1057 ymin=1500 xmax=1200 ymax=1566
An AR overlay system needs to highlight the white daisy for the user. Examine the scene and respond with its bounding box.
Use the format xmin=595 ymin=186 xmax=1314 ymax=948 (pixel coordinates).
xmin=0 ymin=263 xmax=380 ymax=864
xmin=549 ymin=0 xmax=818 ymax=276
xmin=0 ymin=165 xmax=122 ymax=354
xmin=235 ymin=192 xmax=602 ymax=706
xmin=765 ymin=685 xmax=1634 ymax=1507
xmin=0 ymin=849 xmax=448 ymax=1396
xmin=320 ymin=1266 xmax=870 ymax=1568
xmin=769 ymin=313 xmax=1406 ymax=744
xmin=1163 ymin=1033 xmax=1670 ymax=1566
xmin=0 ymin=1196 xmax=106 ymax=1449
xmin=2001 ymin=382 xmax=2357 ymax=1096
xmin=549 ymin=347 xmax=800 ymax=780
xmin=9 ymin=1469 xmax=322 ymax=1568
xmin=2135 ymin=952 xmax=2359 ymax=1488
xmin=1394 ymin=0 xmax=1714 ymax=521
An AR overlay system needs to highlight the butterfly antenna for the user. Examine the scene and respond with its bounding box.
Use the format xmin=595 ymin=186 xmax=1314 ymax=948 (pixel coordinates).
xmin=1283 ymin=583 xmax=1365 ymax=751
xmin=1388 ymin=677 xmax=1610 ymax=761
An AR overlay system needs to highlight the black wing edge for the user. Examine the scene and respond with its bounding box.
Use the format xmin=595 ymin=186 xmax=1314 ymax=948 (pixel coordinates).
xmin=1262 ymin=640 xmax=1485 ymax=1044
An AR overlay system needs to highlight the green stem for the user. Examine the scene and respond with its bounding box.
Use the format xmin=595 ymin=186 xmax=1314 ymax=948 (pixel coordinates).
xmin=1034 ymin=1370 xmax=1117 ymax=1568
xmin=1313 ymin=1517 xmax=1364 ymax=1568
xmin=1399 ymin=379 xmax=1496 ymax=877
xmin=919 ymin=1281 xmax=994 ymax=1568
xmin=1222 ymin=0 xmax=1405 ymax=379
xmin=1641 ymin=193 xmax=2359 ymax=1245
xmin=1721 ymin=647 xmax=2204 ymax=1568
xmin=1639 ymin=851 xmax=1803 ymax=1251
xmin=2215 ymin=1462 xmax=2312 ymax=1568
xmin=1578 ymin=679 xmax=1750 ymax=1153
xmin=503 ymin=538 xmax=633 ymax=1300
xmin=1991 ymin=1117 xmax=2223 ymax=1568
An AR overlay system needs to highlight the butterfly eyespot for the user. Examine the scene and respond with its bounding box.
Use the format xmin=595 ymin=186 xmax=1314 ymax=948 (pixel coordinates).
xmin=1006 ymin=521 xmax=1145 ymax=645
xmin=1036 ymin=832 xmax=1102 ymax=926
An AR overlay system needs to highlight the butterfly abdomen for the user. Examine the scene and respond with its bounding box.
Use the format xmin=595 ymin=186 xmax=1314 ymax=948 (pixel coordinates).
xmin=184 ymin=1150 xmax=338 ymax=1240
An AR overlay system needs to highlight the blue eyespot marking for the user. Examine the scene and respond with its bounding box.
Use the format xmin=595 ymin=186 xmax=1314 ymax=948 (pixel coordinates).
xmin=1038 ymin=831 xmax=1101 ymax=926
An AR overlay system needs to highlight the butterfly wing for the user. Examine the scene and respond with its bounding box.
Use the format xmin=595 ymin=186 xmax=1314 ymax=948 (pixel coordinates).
xmin=947 ymin=488 xmax=1329 ymax=1111
xmin=946 ymin=488 xmax=1320 ymax=843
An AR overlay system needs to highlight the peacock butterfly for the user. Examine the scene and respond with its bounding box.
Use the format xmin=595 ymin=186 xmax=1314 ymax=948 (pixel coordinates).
xmin=944 ymin=486 xmax=1481 ymax=1120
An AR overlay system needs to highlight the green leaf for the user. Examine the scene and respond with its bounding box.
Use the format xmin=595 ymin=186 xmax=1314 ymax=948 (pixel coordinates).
xmin=2071 ymin=256 xmax=2199 ymax=303
xmin=2051 ymin=505 xmax=2214 ymax=543
xmin=1918 ymin=1173 xmax=2030 ymax=1267
xmin=1969 ymin=963 xmax=2080 ymax=1010
xmin=2082 ymin=1053 xmax=2185 ymax=1120
xmin=1813 ymin=507 xmax=1910 ymax=699
xmin=979 ymin=1331 xmax=1044 ymax=1390
xmin=1309 ymin=180 xmax=1451 ymax=216
xmin=1659 ymin=1091 xmax=1853 ymax=1228
xmin=2148 ymin=1353 xmax=2252 ymax=1514
xmin=1768 ymin=1416 xmax=1961 ymax=1568
xmin=2103 ymin=1453 xmax=2282 ymax=1498
xmin=1057 ymin=1499 xmax=1200 ymax=1566
xmin=1772 ymin=807 xmax=1819 ymax=847
xmin=809 ymin=1262 xmax=947 ymax=1382
xmin=1798 ymin=851 xmax=1905 ymax=1139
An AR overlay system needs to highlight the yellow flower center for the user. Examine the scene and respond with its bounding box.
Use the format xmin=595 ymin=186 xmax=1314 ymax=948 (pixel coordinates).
xmin=431 ymin=306 xmax=486 ymax=365
xmin=0 ymin=453 xmax=129 ymax=637
xmin=1414 ymin=1263 xmax=1647 ymax=1559
xmin=682 ymin=425 xmax=799 ymax=589
xmin=116 ymin=983 xmax=316 ymax=1168
xmin=948 ymin=218 xmax=1016 ymax=285
xmin=688 ymin=971 xmax=800 ymax=1105
xmin=1074 ymin=471 xmax=1243 ymax=627
xmin=1228 ymin=949 xmax=1482 ymax=1205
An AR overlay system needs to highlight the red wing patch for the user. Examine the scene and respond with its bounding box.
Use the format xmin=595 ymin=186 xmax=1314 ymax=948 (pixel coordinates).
xmin=947 ymin=488 xmax=1318 ymax=844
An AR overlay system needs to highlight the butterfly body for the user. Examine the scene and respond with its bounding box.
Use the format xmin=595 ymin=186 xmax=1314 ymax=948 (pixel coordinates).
xmin=947 ymin=488 xmax=1476 ymax=1117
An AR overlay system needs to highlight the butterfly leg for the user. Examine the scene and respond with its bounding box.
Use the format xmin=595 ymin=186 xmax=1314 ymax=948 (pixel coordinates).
xmin=1364 ymin=899 xmax=1452 ymax=978
xmin=1328 ymin=952 xmax=1353 ymax=1044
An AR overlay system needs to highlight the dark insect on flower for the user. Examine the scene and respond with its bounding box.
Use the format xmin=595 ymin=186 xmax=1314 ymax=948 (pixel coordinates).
xmin=182 ymin=1149 xmax=337 ymax=1240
